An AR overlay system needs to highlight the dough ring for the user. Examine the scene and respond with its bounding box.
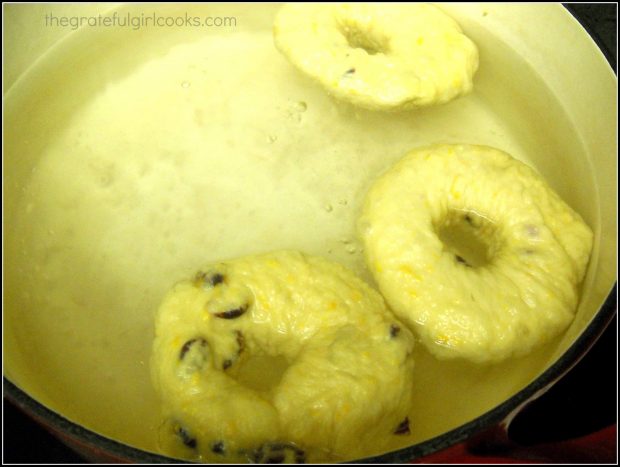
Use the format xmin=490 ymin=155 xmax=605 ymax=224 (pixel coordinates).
xmin=151 ymin=251 xmax=414 ymax=462
xmin=359 ymin=144 xmax=593 ymax=363
xmin=273 ymin=3 xmax=479 ymax=110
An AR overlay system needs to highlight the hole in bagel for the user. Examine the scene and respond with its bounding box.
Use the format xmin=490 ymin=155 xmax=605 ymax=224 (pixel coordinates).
xmin=338 ymin=20 xmax=390 ymax=56
xmin=436 ymin=209 xmax=499 ymax=268
xmin=234 ymin=352 xmax=290 ymax=393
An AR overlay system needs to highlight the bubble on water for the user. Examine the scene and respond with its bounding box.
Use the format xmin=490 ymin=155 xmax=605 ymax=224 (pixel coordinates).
xmin=267 ymin=135 xmax=278 ymax=143
xmin=324 ymin=203 xmax=333 ymax=212
xmin=289 ymin=113 xmax=302 ymax=123
xmin=181 ymin=81 xmax=191 ymax=89
xmin=339 ymin=237 xmax=358 ymax=254
xmin=287 ymin=101 xmax=308 ymax=123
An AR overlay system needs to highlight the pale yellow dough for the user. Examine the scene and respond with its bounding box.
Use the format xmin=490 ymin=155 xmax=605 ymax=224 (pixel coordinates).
xmin=273 ymin=3 xmax=479 ymax=110
xmin=359 ymin=144 xmax=593 ymax=363
xmin=151 ymin=251 xmax=414 ymax=462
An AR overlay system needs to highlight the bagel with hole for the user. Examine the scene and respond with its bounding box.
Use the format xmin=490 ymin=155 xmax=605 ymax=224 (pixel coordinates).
xmin=359 ymin=144 xmax=593 ymax=363
xmin=151 ymin=251 xmax=415 ymax=462
xmin=273 ymin=3 xmax=479 ymax=110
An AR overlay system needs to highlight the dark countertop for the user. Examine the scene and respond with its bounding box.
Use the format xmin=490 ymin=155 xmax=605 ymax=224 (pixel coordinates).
xmin=565 ymin=3 xmax=617 ymax=68
xmin=3 ymin=4 xmax=617 ymax=464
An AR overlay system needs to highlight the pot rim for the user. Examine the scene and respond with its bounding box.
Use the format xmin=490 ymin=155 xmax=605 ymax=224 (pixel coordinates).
xmin=4 ymin=284 xmax=616 ymax=463
xmin=3 ymin=4 xmax=617 ymax=464
xmin=563 ymin=3 xmax=618 ymax=73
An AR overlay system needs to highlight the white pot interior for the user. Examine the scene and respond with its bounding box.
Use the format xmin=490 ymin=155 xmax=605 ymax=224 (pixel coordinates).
xmin=4 ymin=3 xmax=616 ymax=460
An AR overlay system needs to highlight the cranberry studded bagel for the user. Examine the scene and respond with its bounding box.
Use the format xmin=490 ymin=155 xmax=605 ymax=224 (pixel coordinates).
xmin=151 ymin=251 xmax=415 ymax=463
xmin=359 ymin=144 xmax=593 ymax=363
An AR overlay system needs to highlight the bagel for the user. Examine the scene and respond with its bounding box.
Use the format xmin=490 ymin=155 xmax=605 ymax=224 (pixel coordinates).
xmin=273 ymin=3 xmax=479 ymax=111
xmin=359 ymin=144 xmax=593 ymax=363
xmin=151 ymin=251 xmax=414 ymax=462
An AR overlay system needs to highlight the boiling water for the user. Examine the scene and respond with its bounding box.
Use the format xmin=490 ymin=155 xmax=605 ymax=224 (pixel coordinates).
xmin=4 ymin=4 xmax=595 ymax=459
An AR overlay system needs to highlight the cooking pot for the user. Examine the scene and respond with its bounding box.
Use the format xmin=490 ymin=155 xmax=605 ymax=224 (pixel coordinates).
xmin=3 ymin=3 xmax=617 ymax=463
